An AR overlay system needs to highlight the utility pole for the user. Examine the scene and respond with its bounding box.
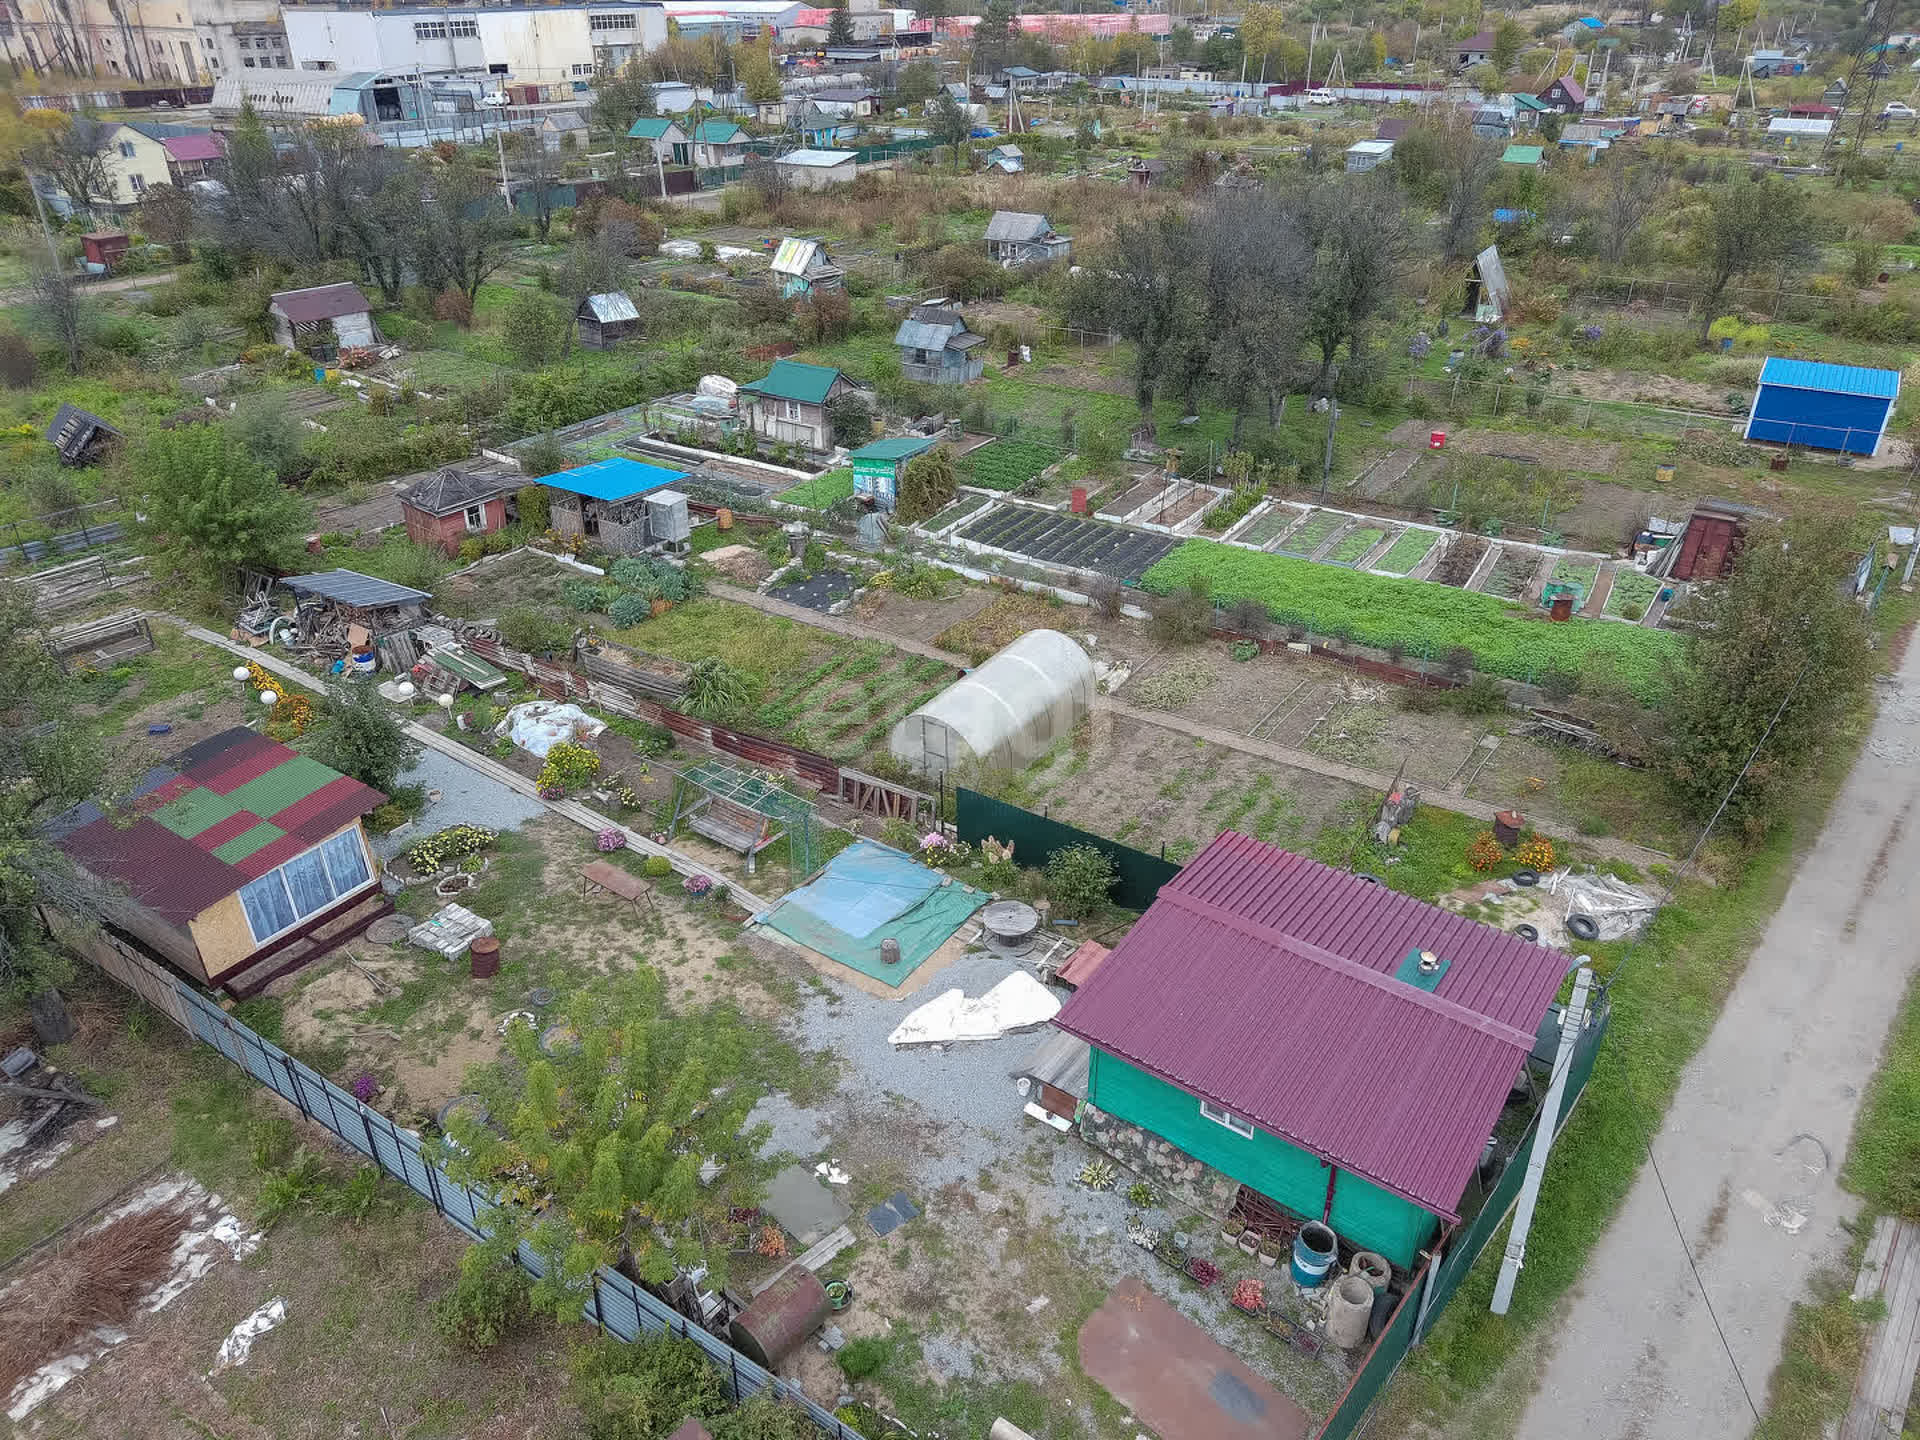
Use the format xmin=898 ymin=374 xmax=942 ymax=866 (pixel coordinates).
xmin=493 ymin=103 xmax=513 ymax=207
xmin=22 ymin=164 xmax=63 ymax=271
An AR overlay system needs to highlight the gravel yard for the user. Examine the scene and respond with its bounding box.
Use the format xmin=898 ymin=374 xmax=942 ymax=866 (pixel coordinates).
xmin=370 ymin=746 xmax=546 ymax=861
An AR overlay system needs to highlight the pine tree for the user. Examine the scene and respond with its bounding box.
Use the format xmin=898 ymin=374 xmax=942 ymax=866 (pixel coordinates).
xmin=827 ymin=0 xmax=855 ymax=47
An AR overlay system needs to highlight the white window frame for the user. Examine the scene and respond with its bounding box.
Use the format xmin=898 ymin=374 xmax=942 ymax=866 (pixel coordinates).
xmin=464 ymin=504 xmax=485 ymax=531
xmin=1199 ymin=1099 xmax=1255 ymax=1138
xmin=236 ymin=828 xmax=375 ymax=946
xmin=783 ymin=398 xmax=801 ymax=420
xmin=448 ymin=17 xmax=478 ymax=37
xmin=119 ymin=140 xmax=137 ymax=157
xmin=128 ymin=173 xmax=146 ymax=193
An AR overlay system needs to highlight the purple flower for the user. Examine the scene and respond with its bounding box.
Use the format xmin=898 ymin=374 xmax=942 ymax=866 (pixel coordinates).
xmin=684 ymin=874 xmax=714 ymax=897
xmin=351 ymin=1072 xmax=378 ymax=1103
xmin=1581 ymin=324 xmax=1605 ymax=341
xmin=597 ymin=827 xmax=626 ymax=852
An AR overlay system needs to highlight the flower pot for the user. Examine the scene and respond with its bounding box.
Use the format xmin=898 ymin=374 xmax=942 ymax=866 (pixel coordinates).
xmin=1221 ymin=1226 xmax=1241 ymax=1246
xmin=1238 ymin=1232 xmax=1261 ymax=1257
xmin=1258 ymin=1249 xmax=1278 ymax=1268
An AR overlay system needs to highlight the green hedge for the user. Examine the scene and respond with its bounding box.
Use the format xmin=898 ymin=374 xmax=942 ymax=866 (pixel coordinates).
xmin=1140 ymin=540 xmax=1677 ymax=698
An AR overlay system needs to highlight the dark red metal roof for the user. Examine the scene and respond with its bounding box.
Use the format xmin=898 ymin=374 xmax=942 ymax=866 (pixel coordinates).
xmin=53 ymin=728 xmax=383 ymax=928
xmin=1053 ymin=832 xmax=1573 ymax=1220
xmin=269 ymin=282 xmax=373 ymax=324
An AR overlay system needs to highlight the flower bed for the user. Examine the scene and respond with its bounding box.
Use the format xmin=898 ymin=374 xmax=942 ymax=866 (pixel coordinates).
xmin=1141 ymin=539 xmax=1678 ymax=698
xmin=407 ymin=824 xmax=497 ymax=874
xmin=1374 ymin=528 xmax=1438 ymax=574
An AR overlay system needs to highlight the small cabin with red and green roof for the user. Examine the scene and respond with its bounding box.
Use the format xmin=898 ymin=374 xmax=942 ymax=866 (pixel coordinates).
xmin=1054 ymin=831 xmax=1573 ymax=1270
xmin=49 ymin=727 xmax=389 ymax=993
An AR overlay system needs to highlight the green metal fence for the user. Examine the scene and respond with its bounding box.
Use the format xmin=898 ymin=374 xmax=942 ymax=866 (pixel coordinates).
xmin=954 ymin=787 xmax=1181 ymax=911
xmin=1314 ymin=997 xmax=1611 ymax=1439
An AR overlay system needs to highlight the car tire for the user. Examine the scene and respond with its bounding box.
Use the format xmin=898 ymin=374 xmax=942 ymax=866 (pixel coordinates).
xmin=1513 ymin=924 xmax=1539 ymax=942
xmin=1567 ymin=914 xmax=1600 ymax=942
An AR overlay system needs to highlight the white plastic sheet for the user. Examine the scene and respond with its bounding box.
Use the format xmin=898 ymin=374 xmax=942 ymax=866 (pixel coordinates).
xmin=888 ymin=972 xmax=1060 ymax=1047
xmin=498 ymin=701 xmax=605 ymax=759
xmin=1536 ymin=867 xmax=1660 ymax=941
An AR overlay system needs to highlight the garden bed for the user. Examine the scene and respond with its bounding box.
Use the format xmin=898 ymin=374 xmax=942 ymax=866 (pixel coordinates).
xmin=768 ymin=567 xmax=863 ymax=613
xmin=776 ymin=468 xmax=854 ymax=510
xmin=1482 ymin=549 xmax=1537 ymax=602
xmin=1239 ymin=506 xmax=1305 ymax=548
xmin=1604 ymin=568 xmax=1662 ymax=620
xmin=1373 ymin=529 xmax=1437 ymax=575
xmin=1140 ymin=540 xmax=1679 ymax=697
xmin=959 ymin=440 xmax=1056 ymax=492
xmin=1275 ymin=511 xmax=1346 ymax=557
xmin=1326 ymin=527 xmax=1386 ymax=566
xmin=923 ymin=493 xmax=992 ymax=532
xmin=958 ymin=506 xmax=1177 ymax=582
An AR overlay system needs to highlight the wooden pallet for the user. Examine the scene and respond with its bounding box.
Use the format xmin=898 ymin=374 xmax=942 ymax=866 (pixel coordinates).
xmin=1843 ymin=1217 xmax=1920 ymax=1440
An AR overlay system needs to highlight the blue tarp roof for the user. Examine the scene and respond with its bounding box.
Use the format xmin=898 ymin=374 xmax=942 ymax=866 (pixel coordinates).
xmin=535 ymin=456 xmax=690 ymax=501
xmin=1757 ymin=357 xmax=1901 ymax=400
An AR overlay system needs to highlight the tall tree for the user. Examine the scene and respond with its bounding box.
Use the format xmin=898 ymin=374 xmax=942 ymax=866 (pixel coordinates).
xmin=736 ymin=37 xmax=781 ymax=104
xmin=306 ymin=681 xmax=420 ymax=795
xmin=971 ymin=0 xmax=1017 ymax=76
xmin=1594 ymin=159 xmax=1665 ymax=266
xmin=0 ymin=587 xmax=118 ymax=1002
xmin=24 ymin=113 xmax=116 ymax=221
xmin=412 ymin=153 xmax=518 ymax=303
xmin=1491 ymin=17 xmax=1525 ymax=73
xmin=897 ymin=58 xmax=938 ymax=107
xmin=31 ymin=266 xmax=85 ymax=376
xmin=826 ymin=0 xmax=856 ymax=48
xmin=1298 ymin=175 xmax=1408 ymax=394
xmin=1441 ymin=136 xmax=1502 ymax=263
xmin=1688 ymin=174 xmax=1816 ymax=342
xmin=1660 ymin=514 xmax=1871 ymax=835
xmin=139 ymin=182 xmax=195 ymax=261
xmin=134 ymin=424 xmax=313 ymax=591
xmin=1202 ymin=192 xmax=1311 ymax=437
xmin=928 ymin=89 xmax=972 ymax=172
xmin=507 ymin=130 xmax=562 ymax=243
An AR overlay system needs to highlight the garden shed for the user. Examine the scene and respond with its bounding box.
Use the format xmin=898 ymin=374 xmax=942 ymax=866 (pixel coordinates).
xmin=268 ymin=282 xmax=378 ymax=353
xmin=540 ymin=456 xmax=693 ymax=554
xmin=1743 ymin=357 xmax=1899 ymax=457
xmin=848 ymin=434 xmax=938 ymax=508
xmin=1055 ymin=831 xmax=1575 ymax=1269
xmin=575 ymin=292 xmax=641 ymax=349
xmin=888 ymin=629 xmax=1095 ymax=778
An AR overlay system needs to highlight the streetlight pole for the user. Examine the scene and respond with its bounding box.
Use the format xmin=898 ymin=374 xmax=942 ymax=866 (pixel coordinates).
xmin=492 ymin=102 xmax=513 ymax=208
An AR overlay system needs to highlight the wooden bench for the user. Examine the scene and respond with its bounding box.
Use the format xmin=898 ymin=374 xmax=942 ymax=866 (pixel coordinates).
xmin=683 ymin=796 xmax=781 ymax=875
xmin=579 ymin=859 xmax=653 ymax=915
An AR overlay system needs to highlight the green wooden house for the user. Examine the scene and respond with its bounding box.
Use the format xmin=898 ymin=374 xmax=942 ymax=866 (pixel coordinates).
xmin=1055 ymin=832 xmax=1573 ymax=1270
xmin=848 ymin=435 xmax=937 ymax=510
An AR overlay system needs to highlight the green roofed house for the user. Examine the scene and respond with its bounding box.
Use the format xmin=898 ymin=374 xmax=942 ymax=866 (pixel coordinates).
xmin=627 ymin=115 xmax=690 ymax=166
xmin=47 ymin=727 xmax=388 ymax=994
xmin=1501 ymin=143 xmax=1546 ymax=166
xmin=691 ymin=119 xmax=748 ymax=170
xmin=739 ymin=359 xmax=861 ymax=453
xmin=849 ymin=435 xmax=939 ymax=509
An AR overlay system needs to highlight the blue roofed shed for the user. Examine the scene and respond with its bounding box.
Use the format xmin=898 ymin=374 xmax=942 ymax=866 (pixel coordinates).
xmin=1744 ymin=358 xmax=1900 ymax=457
xmin=538 ymin=457 xmax=694 ymax=554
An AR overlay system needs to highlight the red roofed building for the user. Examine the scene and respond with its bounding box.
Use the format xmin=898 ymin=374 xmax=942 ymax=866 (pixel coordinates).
xmin=1539 ymin=73 xmax=1587 ymax=113
xmin=1053 ymin=832 xmax=1575 ymax=1268
xmin=49 ymin=728 xmax=389 ymax=992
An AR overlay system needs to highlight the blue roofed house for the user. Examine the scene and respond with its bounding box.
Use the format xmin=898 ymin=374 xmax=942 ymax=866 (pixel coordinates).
xmin=738 ymin=360 xmax=862 ymax=452
xmin=985 ymin=143 xmax=1025 ymax=173
xmin=538 ymin=457 xmax=694 ymax=554
xmin=1743 ymin=358 xmax=1900 ymax=457
xmin=894 ymin=304 xmax=989 ymax=384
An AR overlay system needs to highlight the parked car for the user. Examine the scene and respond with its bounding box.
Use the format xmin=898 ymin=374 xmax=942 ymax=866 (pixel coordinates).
xmin=1882 ymin=101 xmax=1916 ymax=119
xmin=1306 ymin=87 xmax=1338 ymax=105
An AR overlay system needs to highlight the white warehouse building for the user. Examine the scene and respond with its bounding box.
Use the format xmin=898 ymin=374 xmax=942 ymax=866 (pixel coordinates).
xmin=281 ymin=2 xmax=668 ymax=87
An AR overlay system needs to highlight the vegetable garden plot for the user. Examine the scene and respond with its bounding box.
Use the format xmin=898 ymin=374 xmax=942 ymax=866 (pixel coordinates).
xmin=960 ymin=506 xmax=1177 ymax=581
xmin=1604 ymin=568 xmax=1662 ymax=619
xmin=778 ymin=468 xmax=854 ymax=510
xmin=1101 ymin=476 xmax=1170 ymax=516
xmin=1276 ymin=511 xmax=1345 ymax=556
xmin=924 ymin=494 xmax=991 ymax=532
xmin=1374 ymin=529 xmax=1437 ymax=575
xmin=1239 ymin=507 xmax=1305 ymax=547
xmin=1327 ymin=528 xmax=1386 ymax=566
xmin=959 ymin=440 xmax=1057 ymax=492
xmin=1483 ymin=549 xmax=1537 ymax=601
xmin=1549 ymin=558 xmax=1600 ymax=597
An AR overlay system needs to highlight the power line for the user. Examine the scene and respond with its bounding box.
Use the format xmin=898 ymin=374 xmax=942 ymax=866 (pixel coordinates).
xmin=1645 ymin=1141 xmax=1764 ymax=1424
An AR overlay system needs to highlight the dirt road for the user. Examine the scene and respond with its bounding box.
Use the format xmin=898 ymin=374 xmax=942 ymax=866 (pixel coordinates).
xmin=1510 ymin=634 xmax=1920 ymax=1440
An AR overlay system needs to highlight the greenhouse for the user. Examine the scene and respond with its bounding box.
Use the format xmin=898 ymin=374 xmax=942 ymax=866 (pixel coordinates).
xmin=889 ymin=629 xmax=1095 ymax=778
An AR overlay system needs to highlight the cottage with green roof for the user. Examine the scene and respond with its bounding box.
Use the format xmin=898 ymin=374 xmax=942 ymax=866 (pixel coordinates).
xmin=627 ymin=115 xmax=690 ymax=166
xmin=739 ymin=360 xmax=860 ymax=453
xmin=849 ymin=435 xmax=939 ymax=508
xmin=691 ymin=119 xmax=748 ymax=171
xmin=1501 ymin=143 xmax=1546 ymax=167
xmin=49 ymin=728 xmax=389 ymax=993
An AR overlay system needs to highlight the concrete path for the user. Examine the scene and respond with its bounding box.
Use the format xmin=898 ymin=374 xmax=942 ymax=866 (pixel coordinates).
xmin=1511 ymin=635 xmax=1920 ymax=1440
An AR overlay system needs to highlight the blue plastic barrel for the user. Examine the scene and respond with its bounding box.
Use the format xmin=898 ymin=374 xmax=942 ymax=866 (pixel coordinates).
xmin=1291 ymin=1222 xmax=1338 ymax=1287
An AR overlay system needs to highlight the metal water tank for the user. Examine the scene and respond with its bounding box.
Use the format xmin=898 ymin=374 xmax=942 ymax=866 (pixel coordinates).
xmin=727 ymin=1265 xmax=829 ymax=1368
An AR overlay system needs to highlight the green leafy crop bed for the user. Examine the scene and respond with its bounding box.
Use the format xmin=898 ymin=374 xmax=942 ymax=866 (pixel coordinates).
xmin=1374 ymin=529 xmax=1438 ymax=575
xmin=960 ymin=441 xmax=1056 ymax=492
xmin=1141 ymin=540 xmax=1678 ymax=697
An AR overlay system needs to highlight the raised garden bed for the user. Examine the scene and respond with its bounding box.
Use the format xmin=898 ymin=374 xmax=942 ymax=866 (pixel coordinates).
xmin=1482 ymin=549 xmax=1536 ymax=602
xmin=1374 ymin=529 xmax=1437 ymax=574
xmin=1135 ymin=487 xmax=1215 ymax=528
xmin=1604 ymin=568 xmax=1661 ymax=619
xmin=960 ymin=440 xmax=1056 ymax=492
xmin=1239 ymin=507 xmax=1304 ymax=547
xmin=1326 ymin=527 xmax=1386 ymax=565
xmin=1549 ymin=558 xmax=1599 ymax=597
xmin=1100 ymin=476 xmax=1169 ymax=517
xmin=777 ymin=468 xmax=854 ymax=510
xmin=959 ymin=506 xmax=1176 ymax=582
xmin=768 ymin=567 xmax=862 ymax=612
xmin=924 ymin=493 xmax=992 ymax=532
xmin=1276 ymin=511 xmax=1345 ymax=556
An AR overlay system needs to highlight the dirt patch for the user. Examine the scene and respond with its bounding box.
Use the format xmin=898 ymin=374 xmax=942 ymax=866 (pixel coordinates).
xmin=108 ymin=690 xmax=252 ymax=766
xmin=1384 ymin=420 xmax=1621 ymax=474
xmin=854 ymin=586 xmax=991 ymax=649
xmin=439 ymin=548 xmax=579 ymax=620
xmin=1578 ymin=368 xmax=1743 ymax=415
xmin=705 ymin=543 xmax=774 ymax=586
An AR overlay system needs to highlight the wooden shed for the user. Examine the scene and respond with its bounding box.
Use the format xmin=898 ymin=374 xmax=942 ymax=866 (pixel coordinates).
xmin=576 ymin=291 xmax=641 ymax=349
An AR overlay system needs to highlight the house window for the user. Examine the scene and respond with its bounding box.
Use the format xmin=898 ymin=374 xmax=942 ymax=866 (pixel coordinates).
xmin=237 ymin=829 xmax=374 ymax=945
xmin=590 ymin=12 xmax=635 ymax=29
xmin=118 ymin=140 xmax=136 ymax=157
xmin=413 ymin=20 xmax=447 ymax=39
xmin=1199 ymin=1099 xmax=1255 ymax=1138
xmin=464 ymin=504 xmax=485 ymax=531
xmin=783 ymin=399 xmax=801 ymax=420
xmin=129 ymin=174 xmax=146 ymax=193
xmin=242 ymin=55 xmax=254 ymax=65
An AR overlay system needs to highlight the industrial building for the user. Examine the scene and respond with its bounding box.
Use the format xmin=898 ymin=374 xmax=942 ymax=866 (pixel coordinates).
xmin=280 ymin=1 xmax=668 ymax=88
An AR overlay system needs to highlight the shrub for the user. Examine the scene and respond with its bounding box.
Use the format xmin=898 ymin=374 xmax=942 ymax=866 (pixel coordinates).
xmin=684 ymin=657 xmax=753 ymax=720
xmin=537 ymin=741 xmax=602 ymax=792
xmin=1466 ymin=831 xmax=1505 ymax=872
xmin=570 ymin=1335 xmax=730 ymax=1440
xmin=837 ymin=1336 xmax=892 ymax=1380
xmin=408 ymin=824 xmax=497 ymax=873
xmin=1045 ymin=843 xmax=1118 ymax=919
xmin=1538 ymin=668 xmax=1578 ymax=703
xmin=608 ymin=591 xmax=655 ymax=628
xmin=642 ymin=854 xmax=673 ymax=878
xmin=0 ymin=331 xmax=36 ymax=388
xmin=499 ymin=606 xmax=575 ymax=656
xmin=434 ymin=1240 xmax=531 ymax=1350
xmin=434 ymin=290 xmax=475 ymax=327
xmin=802 ymin=540 xmax=827 ymax=574
xmin=1514 ymin=835 xmax=1556 ymax=870
xmin=1086 ymin=572 xmax=1125 ymax=618
xmin=1149 ymin=582 xmax=1213 ymax=647
xmin=1448 ymin=674 xmax=1509 ymax=715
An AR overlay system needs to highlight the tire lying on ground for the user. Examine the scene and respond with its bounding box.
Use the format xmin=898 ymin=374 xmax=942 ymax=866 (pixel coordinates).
xmin=1567 ymin=913 xmax=1600 ymax=941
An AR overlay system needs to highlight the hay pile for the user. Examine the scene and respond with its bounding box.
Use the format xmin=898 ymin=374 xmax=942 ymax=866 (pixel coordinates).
xmin=0 ymin=1202 xmax=192 ymax=1395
